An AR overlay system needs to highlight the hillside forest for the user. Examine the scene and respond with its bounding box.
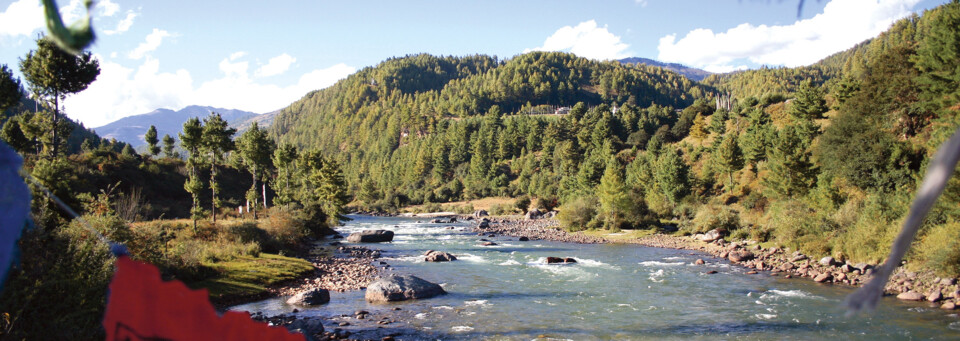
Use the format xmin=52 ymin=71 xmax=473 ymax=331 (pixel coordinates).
xmin=0 ymin=0 xmax=959 ymax=338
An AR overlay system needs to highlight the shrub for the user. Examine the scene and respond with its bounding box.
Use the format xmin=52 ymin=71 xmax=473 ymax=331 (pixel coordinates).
xmin=765 ymin=200 xmax=837 ymax=258
xmin=488 ymin=203 xmax=514 ymax=216
xmin=918 ymin=222 xmax=960 ymax=277
xmin=259 ymin=208 xmax=309 ymax=252
xmin=535 ymin=195 xmax=559 ymax=211
xmin=683 ymin=204 xmax=741 ymax=234
xmin=514 ymin=195 xmax=531 ymax=212
xmin=557 ymin=196 xmax=598 ymax=232
xmin=453 ymin=204 xmax=475 ymax=215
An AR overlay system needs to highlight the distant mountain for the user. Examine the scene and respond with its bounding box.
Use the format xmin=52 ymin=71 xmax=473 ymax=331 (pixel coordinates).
xmin=93 ymin=105 xmax=262 ymax=147
xmin=618 ymin=57 xmax=712 ymax=81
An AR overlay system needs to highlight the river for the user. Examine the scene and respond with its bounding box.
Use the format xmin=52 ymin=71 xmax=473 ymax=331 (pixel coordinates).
xmin=231 ymin=215 xmax=960 ymax=340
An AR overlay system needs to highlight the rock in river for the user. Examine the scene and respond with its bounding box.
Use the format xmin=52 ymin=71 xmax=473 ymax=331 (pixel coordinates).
xmin=424 ymin=250 xmax=457 ymax=262
xmin=727 ymin=251 xmax=755 ymax=263
xmin=897 ymin=291 xmax=924 ymax=301
xmin=347 ymin=230 xmax=394 ymax=243
xmin=365 ymin=274 xmax=446 ymax=303
xmin=545 ymin=257 xmax=577 ymax=264
xmin=286 ymin=288 xmax=330 ymax=306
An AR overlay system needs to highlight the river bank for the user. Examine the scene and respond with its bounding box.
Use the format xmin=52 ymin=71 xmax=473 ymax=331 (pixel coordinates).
xmin=477 ymin=216 xmax=960 ymax=311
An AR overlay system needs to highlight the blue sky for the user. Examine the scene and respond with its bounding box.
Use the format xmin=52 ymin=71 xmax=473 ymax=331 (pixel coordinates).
xmin=0 ymin=0 xmax=948 ymax=127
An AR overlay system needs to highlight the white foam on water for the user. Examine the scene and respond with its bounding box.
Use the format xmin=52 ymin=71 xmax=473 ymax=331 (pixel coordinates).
xmin=648 ymin=269 xmax=665 ymax=282
xmin=451 ymin=326 xmax=474 ymax=332
xmin=766 ymin=289 xmax=820 ymax=299
xmin=639 ymin=260 xmax=685 ymax=267
xmin=755 ymin=313 xmax=777 ymax=320
xmin=465 ymin=299 xmax=489 ymax=306
xmin=432 ymin=305 xmax=454 ymax=310
xmin=664 ymin=256 xmax=685 ymax=261
xmin=414 ymin=313 xmax=428 ymax=320
xmin=575 ymin=258 xmax=621 ymax=270
xmin=617 ymin=303 xmax=639 ymax=311
xmin=458 ymin=253 xmax=488 ymax=263
xmin=498 ymin=260 xmax=521 ymax=266
xmin=386 ymin=255 xmax=422 ymax=263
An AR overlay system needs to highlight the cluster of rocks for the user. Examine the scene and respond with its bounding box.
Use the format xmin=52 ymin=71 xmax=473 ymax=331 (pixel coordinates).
xmin=474 ymin=217 xmax=606 ymax=244
xmin=634 ymin=231 xmax=960 ymax=310
xmin=429 ymin=217 xmax=457 ymax=224
xmin=271 ymin=245 xmax=384 ymax=296
xmin=423 ymin=250 xmax=456 ymax=262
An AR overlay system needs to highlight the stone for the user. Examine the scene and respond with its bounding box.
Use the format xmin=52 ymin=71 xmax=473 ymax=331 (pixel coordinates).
xmin=728 ymin=251 xmax=755 ymax=263
xmin=819 ymin=256 xmax=837 ymax=267
xmin=478 ymin=220 xmax=491 ymax=229
xmin=814 ymin=273 xmax=832 ymax=283
xmin=346 ymin=230 xmax=395 ymax=243
xmin=423 ymin=250 xmax=457 ymax=262
xmin=942 ymin=302 xmax=957 ymax=310
xmin=928 ymin=290 xmax=943 ymax=303
xmin=518 ymin=236 xmax=530 ymax=241
xmin=564 ymin=257 xmax=577 ymax=263
xmin=897 ymin=291 xmax=924 ymax=301
xmin=835 ymin=273 xmax=847 ymax=282
xmin=719 ymin=252 xmax=729 ymax=259
xmin=481 ymin=241 xmax=498 ymax=246
xmin=706 ymin=270 xmax=718 ymax=274
xmin=525 ymin=208 xmax=543 ymax=220
xmin=942 ymin=278 xmax=958 ymax=286
xmin=695 ymin=259 xmax=705 ymax=265
xmin=746 ymin=271 xmax=758 ymax=275
xmin=286 ymin=318 xmax=324 ymax=335
xmin=779 ymin=263 xmax=796 ymax=271
xmin=698 ymin=229 xmax=724 ymax=242
xmin=544 ymin=211 xmax=557 ymax=218
xmin=473 ymin=210 xmax=489 ymax=218
xmin=286 ymin=289 xmax=330 ymax=306
xmin=840 ymin=264 xmax=854 ymax=273
xmin=365 ymin=275 xmax=446 ymax=303
xmin=790 ymin=255 xmax=807 ymax=263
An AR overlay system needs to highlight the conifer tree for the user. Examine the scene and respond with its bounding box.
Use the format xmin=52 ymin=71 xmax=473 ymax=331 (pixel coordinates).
xmin=237 ymin=122 xmax=275 ymax=219
xmin=144 ymin=125 xmax=160 ymax=157
xmin=715 ymin=132 xmax=745 ymax=187
xmin=201 ymin=112 xmax=236 ymax=223
xmin=179 ymin=117 xmax=204 ymax=230
xmin=788 ymin=80 xmax=828 ymax=121
xmin=272 ymin=143 xmax=299 ymax=206
xmin=19 ymin=37 xmax=99 ymax=157
xmin=654 ymin=147 xmax=689 ymax=204
xmin=763 ymin=124 xmax=817 ymax=198
xmin=161 ymin=134 xmax=176 ymax=158
xmin=0 ymin=64 xmax=21 ymax=113
xmin=690 ymin=113 xmax=709 ymax=139
xmin=1 ymin=117 xmax=31 ymax=153
xmin=597 ymin=157 xmax=630 ymax=230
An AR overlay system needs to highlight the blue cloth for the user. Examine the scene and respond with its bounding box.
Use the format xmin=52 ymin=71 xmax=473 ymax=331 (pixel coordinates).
xmin=0 ymin=141 xmax=30 ymax=288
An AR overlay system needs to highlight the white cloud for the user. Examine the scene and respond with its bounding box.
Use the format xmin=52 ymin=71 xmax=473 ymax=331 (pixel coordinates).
xmin=64 ymin=53 xmax=356 ymax=127
xmin=526 ymin=20 xmax=630 ymax=60
xmin=128 ymin=28 xmax=170 ymax=60
xmin=97 ymin=0 xmax=119 ymax=17
xmin=657 ymin=0 xmax=922 ymax=72
xmin=635 ymin=0 xmax=649 ymax=7
xmin=104 ymin=10 xmax=137 ymax=35
xmin=0 ymin=0 xmax=44 ymax=37
xmin=256 ymin=53 xmax=296 ymax=77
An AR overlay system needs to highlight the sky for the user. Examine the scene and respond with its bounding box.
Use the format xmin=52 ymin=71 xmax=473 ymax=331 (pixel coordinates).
xmin=0 ymin=0 xmax=948 ymax=128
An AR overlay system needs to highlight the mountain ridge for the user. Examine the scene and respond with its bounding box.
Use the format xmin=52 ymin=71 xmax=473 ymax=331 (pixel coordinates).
xmin=93 ymin=105 xmax=265 ymax=147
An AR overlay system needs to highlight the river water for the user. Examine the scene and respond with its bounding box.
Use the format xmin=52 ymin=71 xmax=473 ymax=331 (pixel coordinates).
xmin=232 ymin=215 xmax=960 ymax=340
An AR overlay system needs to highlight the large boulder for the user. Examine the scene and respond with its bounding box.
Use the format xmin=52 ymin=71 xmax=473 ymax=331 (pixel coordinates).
xmin=286 ymin=318 xmax=324 ymax=335
xmin=474 ymin=210 xmax=489 ymax=218
xmin=365 ymin=274 xmax=446 ymax=303
xmin=698 ymin=229 xmax=724 ymax=242
xmin=286 ymin=288 xmax=330 ymax=306
xmin=424 ymin=250 xmax=457 ymax=262
xmin=545 ymin=257 xmax=577 ymax=264
xmin=478 ymin=218 xmax=491 ymax=229
xmin=727 ymin=251 xmax=755 ymax=263
xmin=346 ymin=230 xmax=394 ymax=243
xmin=525 ymin=208 xmax=543 ymax=220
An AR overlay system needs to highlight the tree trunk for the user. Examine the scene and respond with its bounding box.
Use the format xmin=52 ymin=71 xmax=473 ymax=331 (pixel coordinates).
xmin=263 ymin=182 xmax=268 ymax=210
xmin=52 ymin=93 xmax=59 ymax=157
xmin=211 ymin=162 xmax=217 ymax=224
xmin=251 ymin=166 xmax=258 ymax=220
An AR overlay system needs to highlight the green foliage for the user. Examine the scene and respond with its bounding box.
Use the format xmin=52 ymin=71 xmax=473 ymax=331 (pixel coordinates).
xmin=19 ymin=36 xmax=99 ymax=157
xmin=764 ymin=200 xmax=836 ymax=257
xmin=236 ymin=122 xmax=276 ymax=218
xmin=1 ymin=116 xmax=31 ymax=153
xmin=201 ymin=112 xmax=237 ymax=222
xmin=917 ymin=221 xmax=960 ymax=277
xmin=763 ymin=124 xmax=817 ymax=199
xmin=144 ymin=125 xmax=159 ymax=156
xmin=0 ymin=64 xmax=21 ymax=112
xmin=514 ymin=195 xmax=531 ymax=212
xmin=787 ymin=80 xmax=828 ymax=120
xmin=682 ymin=204 xmax=741 ymax=234
xmin=557 ymin=195 xmax=598 ymax=232
xmin=714 ymin=132 xmax=744 ymax=187
xmin=654 ymin=147 xmax=689 ymax=205
xmin=161 ymin=134 xmax=176 ymax=158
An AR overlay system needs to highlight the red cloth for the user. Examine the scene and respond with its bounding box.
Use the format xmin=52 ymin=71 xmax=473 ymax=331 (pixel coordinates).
xmin=103 ymin=255 xmax=305 ymax=341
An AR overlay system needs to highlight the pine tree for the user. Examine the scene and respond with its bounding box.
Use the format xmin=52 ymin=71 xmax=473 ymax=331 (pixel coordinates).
xmin=597 ymin=157 xmax=630 ymax=230
xmin=272 ymin=143 xmax=299 ymax=206
xmin=0 ymin=64 xmax=22 ymax=113
xmin=788 ymin=80 xmax=828 ymax=121
xmin=654 ymin=147 xmax=689 ymax=204
xmin=144 ymin=125 xmax=160 ymax=157
xmin=714 ymin=132 xmax=745 ymax=188
xmin=201 ymin=112 xmax=237 ymax=223
xmin=179 ymin=117 xmax=205 ymax=230
xmin=237 ymin=122 xmax=275 ymax=219
xmin=161 ymin=134 xmax=176 ymax=158
xmin=1 ymin=117 xmax=31 ymax=153
xmin=689 ymin=113 xmax=708 ymax=140
xmin=19 ymin=37 xmax=99 ymax=157
xmin=763 ymin=124 xmax=818 ymax=198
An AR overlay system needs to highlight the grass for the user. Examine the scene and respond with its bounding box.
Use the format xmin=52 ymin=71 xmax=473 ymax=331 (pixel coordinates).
xmin=404 ymin=196 xmax=516 ymax=212
xmin=581 ymin=228 xmax=657 ymax=242
xmin=189 ymin=253 xmax=315 ymax=302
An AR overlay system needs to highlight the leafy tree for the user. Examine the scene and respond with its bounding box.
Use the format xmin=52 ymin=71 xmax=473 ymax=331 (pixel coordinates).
xmin=0 ymin=64 xmax=22 ymax=112
xmin=236 ymin=122 xmax=275 ymax=218
xmin=19 ymin=37 xmax=99 ymax=157
xmin=161 ymin=134 xmax=176 ymax=158
xmin=144 ymin=125 xmax=159 ymax=157
xmin=179 ymin=117 xmax=205 ymax=229
xmin=201 ymin=112 xmax=236 ymax=223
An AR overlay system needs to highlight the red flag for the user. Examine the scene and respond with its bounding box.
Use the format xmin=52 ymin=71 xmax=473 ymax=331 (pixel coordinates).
xmin=103 ymin=256 xmax=305 ymax=341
